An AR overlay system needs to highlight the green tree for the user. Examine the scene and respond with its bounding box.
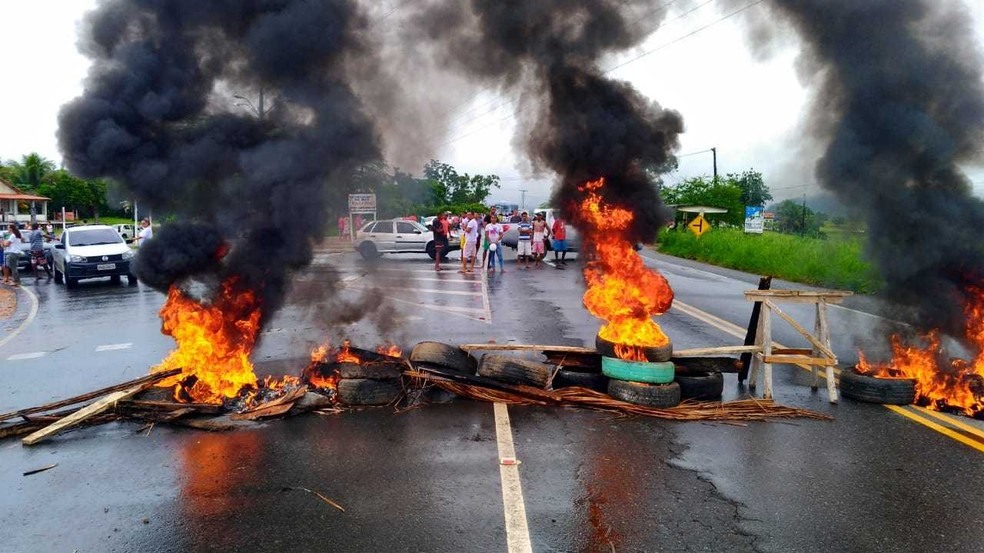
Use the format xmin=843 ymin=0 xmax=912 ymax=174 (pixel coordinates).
xmin=774 ymin=199 xmax=825 ymax=236
xmin=727 ymin=169 xmax=772 ymax=207
xmin=37 ymin=170 xmax=108 ymax=218
xmin=661 ymin=176 xmax=744 ymax=226
xmin=6 ymin=153 xmax=56 ymax=191
xmin=422 ymin=160 xmax=499 ymax=206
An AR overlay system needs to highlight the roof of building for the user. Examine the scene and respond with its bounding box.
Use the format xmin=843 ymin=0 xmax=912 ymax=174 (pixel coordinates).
xmin=0 ymin=178 xmax=50 ymax=201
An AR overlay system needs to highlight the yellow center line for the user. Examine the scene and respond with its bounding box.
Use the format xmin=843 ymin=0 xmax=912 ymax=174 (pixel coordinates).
xmin=671 ymin=299 xmax=984 ymax=454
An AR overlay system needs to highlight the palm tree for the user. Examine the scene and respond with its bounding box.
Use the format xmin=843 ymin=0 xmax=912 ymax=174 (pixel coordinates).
xmin=7 ymin=153 xmax=56 ymax=191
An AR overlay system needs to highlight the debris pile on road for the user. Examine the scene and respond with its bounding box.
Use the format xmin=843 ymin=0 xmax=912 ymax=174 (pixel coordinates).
xmin=0 ymin=341 xmax=831 ymax=445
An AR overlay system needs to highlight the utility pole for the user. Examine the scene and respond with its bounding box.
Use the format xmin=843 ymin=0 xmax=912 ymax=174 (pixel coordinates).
xmin=519 ymin=189 xmax=528 ymax=211
xmin=711 ymin=147 xmax=718 ymax=184
xmin=801 ymin=194 xmax=807 ymax=235
xmin=234 ymin=89 xmax=273 ymax=119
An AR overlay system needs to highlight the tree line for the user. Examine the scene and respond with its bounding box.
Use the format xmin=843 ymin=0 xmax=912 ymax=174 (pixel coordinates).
xmin=0 ymin=153 xmax=110 ymax=219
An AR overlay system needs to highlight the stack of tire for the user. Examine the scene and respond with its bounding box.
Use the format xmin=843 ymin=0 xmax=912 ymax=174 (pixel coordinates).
xmin=596 ymin=334 xmax=681 ymax=408
xmin=335 ymin=360 xmax=404 ymax=406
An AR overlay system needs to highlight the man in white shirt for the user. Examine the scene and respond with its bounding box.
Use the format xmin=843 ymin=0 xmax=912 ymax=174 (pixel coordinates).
xmin=135 ymin=218 xmax=153 ymax=248
xmin=461 ymin=212 xmax=479 ymax=273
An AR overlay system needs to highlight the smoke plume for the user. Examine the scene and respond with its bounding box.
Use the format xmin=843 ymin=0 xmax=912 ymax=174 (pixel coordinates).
xmin=58 ymin=0 xmax=381 ymax=321
xmin=405 ymin=0 xmax=684 ymax=242
xmin=765 ymin=0 xmax=984 ymax=334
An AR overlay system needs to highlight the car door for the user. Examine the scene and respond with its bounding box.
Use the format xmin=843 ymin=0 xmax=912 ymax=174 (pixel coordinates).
xmin=367 ymin=221 xmax=395 ymax=251
xmin=395 ymin=221 xmax=427 ymax=252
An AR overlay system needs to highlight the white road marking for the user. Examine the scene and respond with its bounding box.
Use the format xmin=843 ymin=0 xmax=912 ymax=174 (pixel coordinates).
xmin=95 ymin=343 xmax=133 ymax=352
xmin=6 ymin=351 xmax=46 ymax=361
xmin=347 ymin=285 xmax=484 ymax=297
xmin=493 ymin=403 xmax=533 ymax=553
xmin=480 ymin=268 xmax=493 ymax=322
xmin=0 ymin=286 xmax=39 ymax=351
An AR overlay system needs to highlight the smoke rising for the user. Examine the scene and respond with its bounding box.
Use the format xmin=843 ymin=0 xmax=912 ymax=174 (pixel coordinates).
xmin=405 ymin=0 xmax=684 ymax=242
xmin=58 ymin=0 xmax=381 ymax=321
xmin=765 ymin=0 xmax=984 ymax=335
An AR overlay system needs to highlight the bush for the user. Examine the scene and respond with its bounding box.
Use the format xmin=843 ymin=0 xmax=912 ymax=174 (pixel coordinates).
xmin=657 ymin=228 xmax=881 ymax=293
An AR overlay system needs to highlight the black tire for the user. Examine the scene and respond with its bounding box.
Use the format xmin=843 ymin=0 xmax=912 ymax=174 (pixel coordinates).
xmin=54 ymin=265 xmax=63 ymax=284
xmin=357 ymin=241 xmax=379 ymax=260
xmin=336 ymin=378 xmax=402 ymax=406
xmin=410 ymin=342 xmax=476 ymax=374
xmin=337 ymin=361 xmax=402 ymax=380
xmin=110 ymin=275 xmax=121 ymax=284
xmin=64 ymin=266 xmax=77 ymax=289
xmin=127 ymin=273 xmax=139 ymax=286
xmin=553 ymin=369 xmax=608 ymax=392
xmin=596 ymin=334 xmax=672 ymax=363
xmin=839 ymin=368 xmax=916 ymax=405
xmin=426 ymin=241 xmax=437 ymax=260
xmin=607 ymin=379 xmax=681 ymax=408
xmin=675 ymin=371 xmax=724 ymax=400
xmin=477 ymin=355 xmax=552 ymax=388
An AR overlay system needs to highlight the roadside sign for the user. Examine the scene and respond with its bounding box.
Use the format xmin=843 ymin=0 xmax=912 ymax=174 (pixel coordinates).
xmin=688 ymin=213 xmax=710 ymax=238
xmin=744 ymin=206 xmax=764 ymax=234
xmin=348 ymin=194 xmax=377 ymax=214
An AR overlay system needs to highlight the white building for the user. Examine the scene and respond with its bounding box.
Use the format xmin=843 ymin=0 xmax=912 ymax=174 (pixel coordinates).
xmin=0 ymin=178 xmax=50 ymax=224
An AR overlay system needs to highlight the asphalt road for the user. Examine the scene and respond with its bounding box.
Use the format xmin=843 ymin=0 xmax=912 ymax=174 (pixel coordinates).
xmin=1 ymin=247 xmax=982 ymax=552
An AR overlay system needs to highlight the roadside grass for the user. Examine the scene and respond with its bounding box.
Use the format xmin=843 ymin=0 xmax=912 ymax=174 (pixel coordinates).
xmin=656 ymin=228 xmax=881 ymax=293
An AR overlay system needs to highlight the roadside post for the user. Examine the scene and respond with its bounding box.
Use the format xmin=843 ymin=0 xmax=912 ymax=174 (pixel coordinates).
xmin=347 ymin=193 xmax=376 ymax=241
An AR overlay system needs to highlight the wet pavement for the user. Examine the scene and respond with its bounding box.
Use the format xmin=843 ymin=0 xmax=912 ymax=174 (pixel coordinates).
xmin=1 ymin=249 xmax=983 ymax=552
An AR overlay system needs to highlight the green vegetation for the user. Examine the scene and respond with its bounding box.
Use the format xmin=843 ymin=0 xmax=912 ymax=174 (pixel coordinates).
xmin=657 ymin=227 xmax=880 ymax=293
xmin=661 ymin=169 xmax=773 ymax=228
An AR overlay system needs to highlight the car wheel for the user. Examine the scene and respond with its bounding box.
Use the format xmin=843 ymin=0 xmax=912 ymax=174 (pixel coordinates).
xmin=426 ymin=241 xmax=437 ymax=260
xmin=54 ymin=264 xmax=63 ymax=284
xmin=110 ymin=275 xmax=121 ymax=284
xmin=358 ymin=241 xmax=379 ymax=260
xmin=65 ymin=266 xmax=78 ymax=289
xmin=127 ymin=273 xmax=139 ymax=286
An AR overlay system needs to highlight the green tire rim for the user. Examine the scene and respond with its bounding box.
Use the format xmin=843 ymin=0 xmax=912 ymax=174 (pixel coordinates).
xmin=602 ymin=357 xmax=675 ymax=384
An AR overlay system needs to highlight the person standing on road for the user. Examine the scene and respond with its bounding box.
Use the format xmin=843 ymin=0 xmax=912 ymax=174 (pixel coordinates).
xmin=551 ymin=214 xmax=568 ymax=266
xmin=480 ymin=213 xmax=492 ymax=269
xmin=486 ymin=216 xmax=504 ymax=273
xmin=2 ymin=223 xmax=24 ymax=287
xmin=461 ymin=211 xmax=479 ymax=273
xmin=531 ymin=212 xmax=548 ymax=269
xmin=135 ymin=218 xmax=153 ymax=248
xmin=29 ymin=223 xmax=52 ymax=280
xmin=517 ymin=212 xmax=533 ymax=270
xmin=433 ymin=212 xmax=450 ymax=272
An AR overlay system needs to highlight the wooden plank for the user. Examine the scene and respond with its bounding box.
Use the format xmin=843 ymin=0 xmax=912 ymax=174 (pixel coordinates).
xmin=22 ymin=384 xmax=147 ymax=445
xmin=0 ymin=368 xmax=182 ymax=423
xmin=819 ymin=300 xmax=838 ymax=403
xmin=674 ymin=345 xmax=761 ymax=357
xmin=744 ymin=290 xmax=853 ymax=299
xmin=459 ymin=343 xmax=596 ymax=354
xmin=761 ymin=355 xmax=836 ymax=365
xmin=739 ymin=276 xmax=772 ymax=383
xmin=772 ymin=348 xmax=814 ymax=356
xmin=673 ymin=357 xmax=741 ymax=374
xmin=761 ymin=303 xmax=773 ymax=399
xmin=763 ymin=300 xmax=837 ymax=359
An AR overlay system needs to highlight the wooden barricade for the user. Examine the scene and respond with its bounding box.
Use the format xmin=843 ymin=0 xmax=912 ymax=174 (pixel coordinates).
xmin=744 ymin=289 xmax=853 ymax=403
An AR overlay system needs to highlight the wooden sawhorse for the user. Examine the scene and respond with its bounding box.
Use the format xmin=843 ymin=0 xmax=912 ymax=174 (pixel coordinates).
xmin=744 ymin=289 xmax=853 ymax=403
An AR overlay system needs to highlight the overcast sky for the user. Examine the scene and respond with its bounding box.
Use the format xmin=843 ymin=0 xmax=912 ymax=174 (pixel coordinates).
xmin=1 ymin=0 xmax=982 ymax=208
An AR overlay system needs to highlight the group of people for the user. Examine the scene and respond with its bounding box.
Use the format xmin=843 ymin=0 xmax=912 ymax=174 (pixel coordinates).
xmin=430 ymin=207 xmax=569 ymax=273
xmin=1 ymin=222 xmax=54 ymax=286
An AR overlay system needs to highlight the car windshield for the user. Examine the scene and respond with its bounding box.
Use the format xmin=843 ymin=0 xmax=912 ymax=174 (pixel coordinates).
xmin=69 ymin=229 xmax=123 ymax=246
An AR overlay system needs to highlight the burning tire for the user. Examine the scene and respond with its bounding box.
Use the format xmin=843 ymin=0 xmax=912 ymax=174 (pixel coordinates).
xmin=337 ymin=362 xmax=402 ymax=380
xmin=410 ymin=341 xmax=477 ymax=374
xmin=607 ymin=380 xmax=681 ymax=408
xmin=839 ymin=368 xmax=916 ymax=405
xmin=478 ymin=355 xmax=552 ymax=388
xmin=675 ymin=371 xmax=724 ymax=400
xmin=595 ymin=334 xmax=672 ymax=362
xmin=552 ymin=369 xmax=608 ymax=392
xmin=336 ymin=378 xmax=402 ymax=406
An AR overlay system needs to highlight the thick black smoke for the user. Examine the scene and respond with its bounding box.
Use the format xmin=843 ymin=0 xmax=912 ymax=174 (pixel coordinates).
xmin=765 ymin=0 xmax=984 ymax=335
xmin=406 ymin=0 xmax=684 ymax=242
xmin=58 ymin=1 xmax=380 ymax=321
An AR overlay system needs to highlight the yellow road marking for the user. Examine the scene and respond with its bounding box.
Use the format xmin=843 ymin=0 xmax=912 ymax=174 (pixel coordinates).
xmin=671 ymin=299 xmax=984 ymax=454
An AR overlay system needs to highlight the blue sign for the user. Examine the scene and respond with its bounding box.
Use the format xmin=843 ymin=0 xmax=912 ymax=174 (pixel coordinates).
xmin=744 ymin=206 xmax=764 ymax=234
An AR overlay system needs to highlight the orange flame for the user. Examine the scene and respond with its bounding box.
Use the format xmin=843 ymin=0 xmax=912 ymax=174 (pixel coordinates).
xmin=376 ymin=343 xmax=404 ymax=358
xmin=153 ymin=278 xmax=261 ymax=404
xmin=337 ymin=339 xmax=360 ymax=364
xmin=578 ymin=178 xmax=673 ymax=360
xmin=859 ymin=287 xmax=984 ymax=415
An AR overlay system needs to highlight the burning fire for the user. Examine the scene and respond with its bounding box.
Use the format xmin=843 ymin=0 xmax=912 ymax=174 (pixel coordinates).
xmin=153 ymin=278 xmax=261 ymax=404
xmin=858 ymin=289 xmax=984 ymax=416
xmin=578 ymin=178 xmax=674 ymax=359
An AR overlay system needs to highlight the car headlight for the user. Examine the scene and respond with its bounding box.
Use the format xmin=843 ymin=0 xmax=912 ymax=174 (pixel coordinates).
xmin=122 ymin=250 xmax=134 ymax=260
xmin=69 ymin=255 xmax=85 ymax=262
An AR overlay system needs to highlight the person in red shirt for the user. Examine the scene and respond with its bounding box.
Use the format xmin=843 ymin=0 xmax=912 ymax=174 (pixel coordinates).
xmin=433 ymin=212 xmax=451 ymax=271
xmin=551 ymin=214 xmax=568 ymax=266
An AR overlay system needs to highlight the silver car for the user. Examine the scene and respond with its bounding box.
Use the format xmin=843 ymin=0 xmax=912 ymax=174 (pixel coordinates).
xmin=354 ymin=219 xmax=459 ymax=260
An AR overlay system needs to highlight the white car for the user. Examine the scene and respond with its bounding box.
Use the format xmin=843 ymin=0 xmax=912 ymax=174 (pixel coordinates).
xmin=113 ymin=223 xmax=136 ymax=241
xmin=52 ymin=225 xmax=137 ymax=288
xmin=354 ymin=219 xmax=459 ymax=260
